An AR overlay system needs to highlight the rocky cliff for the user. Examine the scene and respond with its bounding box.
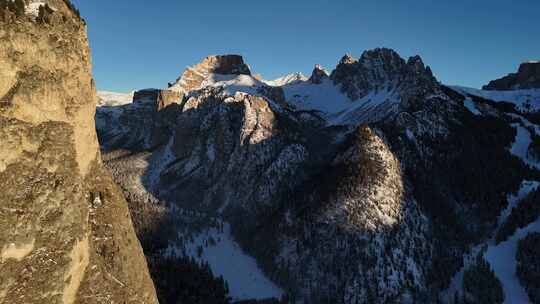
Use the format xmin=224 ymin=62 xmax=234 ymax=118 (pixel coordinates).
xmin=483 ymin=61 xmax=540 ymax=90
xmin=0 ymin=1 xmax=158 ymax=303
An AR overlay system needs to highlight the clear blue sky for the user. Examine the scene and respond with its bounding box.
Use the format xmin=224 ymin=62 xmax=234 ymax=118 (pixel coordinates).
xmin=71 ymin=0 xmax=539 ymax=92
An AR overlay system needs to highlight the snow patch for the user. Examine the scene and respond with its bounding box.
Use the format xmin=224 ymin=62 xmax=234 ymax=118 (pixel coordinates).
xmin=264 ymin=73 xmax=308 ymax=87
xmin=451 ymin=86 xmax=540 ymax=113
xmin=463 ymin=98 xmax=481 ymax=115
xmin=282 ymin=78 xmax=353 ymax=114
xmin=509 ymin=123 xmax=540 ymax=169
xmin=485 ymin=215 xmax=540 ymax=304
xmin=166 ymin=222 xmax=283 ymax=301
xmin=497 ymin=181 xmax=540 ymax=229
xmin=441 ymin=180 xmax=540 ymax=303
xmin=97 ymin=91 xmax=134 ymax=107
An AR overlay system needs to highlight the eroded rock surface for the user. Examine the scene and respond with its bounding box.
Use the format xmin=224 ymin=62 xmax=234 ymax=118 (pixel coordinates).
xmin=0 ymin=1 xmax=158 ymax=303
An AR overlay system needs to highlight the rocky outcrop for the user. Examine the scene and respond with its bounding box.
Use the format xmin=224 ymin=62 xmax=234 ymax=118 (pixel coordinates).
xmin=155 ymin=88 xmax=307 ymax=212
xmin=272 ymin=126 xmax=432 ymax=303
xmin=170 ymin=54 xmax=251 ymax=93
xmin=96 ymin=92 xmax=181 ymax=151
xmin=133 ymin=88 xmax=183 ymax=111
xmin=483 ymin=61 xmax=540 ymax=90
xmin=309 ymin=64 xmax=329 ymax=84
xmin=330 ymin=48 xmax=437 ymax=102
xmin=0 ymin=1 xmax=158 ymax=303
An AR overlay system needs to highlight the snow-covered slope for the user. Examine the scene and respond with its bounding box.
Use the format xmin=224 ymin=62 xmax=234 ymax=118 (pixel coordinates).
xmin=485 ymin=181 xmax=540 ymax=304
xmin=451 ymin=86 xmax=540 ymax=113
xmin=281 ymin=78 xmax=353 ymax=113
xmin=441 ymin=181 xmax=540 ymax=304
xmin=264 ymin=72 xmax=308 ymax=87
xmin=97 ymin=91 xmax=134 ymax=107
xmin=280 ymin=78 xmax=402 ymax=125
xmin=166 ymin=222 xmax=284 ymax=301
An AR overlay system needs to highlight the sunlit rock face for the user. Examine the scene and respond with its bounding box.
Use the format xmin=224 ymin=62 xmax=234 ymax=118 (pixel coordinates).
xmin=133 ymin=88 xmax=183 ymax=111
xmin=0 ymin=1 xmax=158 ymax=303
xmin=170 ymin=54 xmax=252 ymax=93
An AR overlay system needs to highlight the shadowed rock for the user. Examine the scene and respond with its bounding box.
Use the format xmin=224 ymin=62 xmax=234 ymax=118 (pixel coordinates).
xmin=483 ymin=61 xmax=540 ymax=90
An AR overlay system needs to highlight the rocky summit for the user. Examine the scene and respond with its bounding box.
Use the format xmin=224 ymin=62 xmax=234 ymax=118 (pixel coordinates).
xmin=169 ymin=54 xmax=252 ymax=93
xmin=483 ymin=61 xmax=540 ymax=90
xmin=0 ymin=1 xmax=157 ymax=303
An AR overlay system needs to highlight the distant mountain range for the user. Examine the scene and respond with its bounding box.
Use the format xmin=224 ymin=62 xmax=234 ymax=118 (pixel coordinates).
xmin=96 ymin=52 xmax=540 ymax=304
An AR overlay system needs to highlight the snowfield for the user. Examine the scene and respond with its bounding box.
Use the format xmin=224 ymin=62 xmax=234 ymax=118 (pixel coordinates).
xmin=166 ymin=222 xmax=284 ymax=301
xmin=442 ymin=181 xmax=540 ymax=304
xmin=280 ymin=78 xmax=400 ymax=125
xmin=451 ymin=86 xmax=540 ymax=113
xmin=264 ymin=72 xmax=308 ymax=87
xmin=281 ymin=78 xmax=353 ymax=114
xmin=486 ymin=211 xmax=540 ymax=304
xmin=97 ymin=91 xmax=134 ymax=107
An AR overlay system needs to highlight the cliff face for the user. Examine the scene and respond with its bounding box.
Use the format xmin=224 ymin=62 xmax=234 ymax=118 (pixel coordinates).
xmin=0 ymin=1 xmax=158 ymax=303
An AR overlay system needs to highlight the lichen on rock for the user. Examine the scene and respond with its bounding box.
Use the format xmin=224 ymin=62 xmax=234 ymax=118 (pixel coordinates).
xmin=0 ymin=1 xmax=158 ymax=303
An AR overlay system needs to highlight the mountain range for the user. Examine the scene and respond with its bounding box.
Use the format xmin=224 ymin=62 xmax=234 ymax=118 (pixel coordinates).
xmin=1 ymin=1 xmax=540 ymax=304
xmin=96 ymin=51 xmax=540 ymax=304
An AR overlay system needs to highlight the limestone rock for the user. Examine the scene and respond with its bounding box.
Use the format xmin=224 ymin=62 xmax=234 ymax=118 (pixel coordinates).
xmin=133 ymin=88 xmax=183 ymax=111
xmin=0 ymin=2 xmax=158 ymax=303
xmin=170 ymin=54 xmax=251 ymax=93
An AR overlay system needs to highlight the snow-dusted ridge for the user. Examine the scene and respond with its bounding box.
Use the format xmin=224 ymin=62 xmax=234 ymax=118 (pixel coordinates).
xmin=264 ymin=72 xmax=308 ymax=87
xmin=451 ymin=85 xmax=540 ymax=113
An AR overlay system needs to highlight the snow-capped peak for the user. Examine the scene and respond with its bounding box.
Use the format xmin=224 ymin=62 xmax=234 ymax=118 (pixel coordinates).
xmin=263 ymin=72 xmax=308 ymax=87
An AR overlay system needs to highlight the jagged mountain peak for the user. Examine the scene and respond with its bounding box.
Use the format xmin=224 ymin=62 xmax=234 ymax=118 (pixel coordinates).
xmin=339 ymin=53 xmax=356 ymax=65
xmin=309 ymin=64 xmax=330 ymax=84
xmin=330 ymin=48 xmax=438 ymax=101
